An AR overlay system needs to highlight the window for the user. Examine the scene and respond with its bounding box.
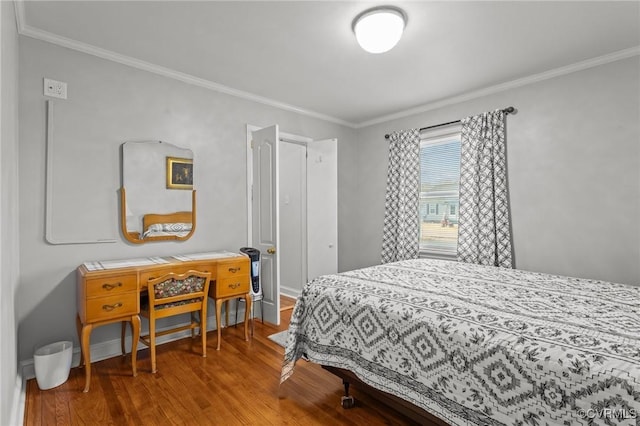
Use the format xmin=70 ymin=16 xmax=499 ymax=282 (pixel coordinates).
xmin=419 ymin=128 xmax=461 ymax=256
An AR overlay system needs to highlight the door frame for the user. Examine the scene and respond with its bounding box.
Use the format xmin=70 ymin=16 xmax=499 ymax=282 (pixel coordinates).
xmin=246 ymin=124 xmax=312 ymax=246
xmin=246 ymin=125 xmax=312 ymax=322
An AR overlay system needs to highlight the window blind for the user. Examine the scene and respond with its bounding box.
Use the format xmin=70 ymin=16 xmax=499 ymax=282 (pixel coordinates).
xmin=419 ymin=134 xmax=461 ymax=255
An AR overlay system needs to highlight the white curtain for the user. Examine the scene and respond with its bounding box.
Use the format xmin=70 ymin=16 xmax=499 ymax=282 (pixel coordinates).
xmin=457 ymin=110 xmax=513 ymax=268
xmin=381 ymin=129 xmax=420 ymax=264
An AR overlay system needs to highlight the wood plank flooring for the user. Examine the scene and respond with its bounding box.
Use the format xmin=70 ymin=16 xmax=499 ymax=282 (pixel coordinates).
xmin=280 ymin=294 xmax=296 ymax=311
xmin=24 ymin=308 xmax=420 ymax=425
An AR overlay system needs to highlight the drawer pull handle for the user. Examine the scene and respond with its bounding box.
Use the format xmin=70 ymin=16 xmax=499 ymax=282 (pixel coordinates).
xmin=228 ymin=283 xmax=241 ymax=289
xmin=102 ymin=303 xmax=123 ymax=311
xmin=102 ymin=282 xmax=123 ymax=291
xmin=228 ymin=267 xmax=241 ymax=273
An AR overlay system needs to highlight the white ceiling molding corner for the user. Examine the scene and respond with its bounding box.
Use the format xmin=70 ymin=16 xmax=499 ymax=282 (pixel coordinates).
xmin=14 ymin=0 xmax=25 ymax=33
xmin=356 ymin=45 xmax=640 ymax=129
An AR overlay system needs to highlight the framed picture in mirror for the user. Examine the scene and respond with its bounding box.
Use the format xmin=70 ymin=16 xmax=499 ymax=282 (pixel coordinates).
xmin=166 ymin=157 xmax=193 ymax=190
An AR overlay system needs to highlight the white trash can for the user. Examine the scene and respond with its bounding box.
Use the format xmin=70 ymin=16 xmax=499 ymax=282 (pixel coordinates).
xmin=34 ymin=341 xmax=73 ymax=390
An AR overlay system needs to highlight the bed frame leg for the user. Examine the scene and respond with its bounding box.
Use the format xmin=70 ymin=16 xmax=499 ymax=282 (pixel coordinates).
xmin=340 ymin=379 xmax=355 ymax=409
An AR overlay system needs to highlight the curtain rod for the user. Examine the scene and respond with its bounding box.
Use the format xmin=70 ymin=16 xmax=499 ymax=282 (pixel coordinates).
xmin=384 ymin=106 xmax=516 ymax=139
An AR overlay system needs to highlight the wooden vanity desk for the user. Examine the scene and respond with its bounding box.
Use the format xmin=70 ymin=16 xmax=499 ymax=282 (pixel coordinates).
xmin=76 ymin=251 xmax=251 ymax=392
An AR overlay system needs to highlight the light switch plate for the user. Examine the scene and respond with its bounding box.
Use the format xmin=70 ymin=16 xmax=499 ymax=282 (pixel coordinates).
xmin=44 ymin=78 xmax=67 ymax=99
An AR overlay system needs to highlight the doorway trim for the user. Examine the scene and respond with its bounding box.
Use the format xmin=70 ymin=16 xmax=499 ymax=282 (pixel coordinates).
xmin=245 ymin=124 xmax=312 ymax=246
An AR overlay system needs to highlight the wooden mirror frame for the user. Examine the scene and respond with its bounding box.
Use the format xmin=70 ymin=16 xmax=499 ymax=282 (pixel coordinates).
xmin=120 ymin=187 xmax=196 ymax=244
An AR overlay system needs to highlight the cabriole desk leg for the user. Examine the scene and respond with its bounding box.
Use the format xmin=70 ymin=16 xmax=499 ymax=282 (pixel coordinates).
xmin=215 ymin=298 xmax=224 ymax=350
xmin=80 ymin=322 xmax=93 ymax=392
xmin=130 ymin=315 xmax=140 ymax=377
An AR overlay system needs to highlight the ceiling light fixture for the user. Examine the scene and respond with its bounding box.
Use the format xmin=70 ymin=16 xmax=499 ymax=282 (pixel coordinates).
xmin=352 ymin=6 xmax=407 ymax=54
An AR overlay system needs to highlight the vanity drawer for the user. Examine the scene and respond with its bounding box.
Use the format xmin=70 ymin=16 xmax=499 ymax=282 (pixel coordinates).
xmin=86 ymin=274 xmax=138 ymax=298
xmin=85 ymin=292 xmax=138 ymax=322
xmin=217 ymin=259 xmax=249 ymax=280
xmin=211 ymin=276 xmax=249 ymax=299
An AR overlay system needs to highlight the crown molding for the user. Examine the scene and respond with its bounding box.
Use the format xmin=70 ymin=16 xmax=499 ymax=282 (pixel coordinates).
xmin=14 ymin=0 xmax=25 ymax=33
xmin=14 ymin=3 xmax=639 ymax=130
xmin=356 ymin=45 xmax=640 ymax=128
xmin=14 ymin=8 xmax=357 ymax=129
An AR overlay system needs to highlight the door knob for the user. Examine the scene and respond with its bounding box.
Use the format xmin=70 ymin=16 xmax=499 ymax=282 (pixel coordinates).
xmin=267 ymin=247 xmax=276 ymax=254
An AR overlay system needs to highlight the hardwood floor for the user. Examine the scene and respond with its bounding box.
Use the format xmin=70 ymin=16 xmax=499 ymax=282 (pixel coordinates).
xmin=280 ymin=294 xmax=296 ymax=311
xmin=24 ymin=309 xmax=419 ymax=425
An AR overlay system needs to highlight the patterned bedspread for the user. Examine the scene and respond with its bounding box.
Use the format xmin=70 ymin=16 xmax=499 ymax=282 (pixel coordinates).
xmin=281 ymin=259 xmax=640 ymax=425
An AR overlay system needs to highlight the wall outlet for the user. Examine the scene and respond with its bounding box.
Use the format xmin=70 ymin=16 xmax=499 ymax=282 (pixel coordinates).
xmin=44 ymin=78 xmax=67 ymax=99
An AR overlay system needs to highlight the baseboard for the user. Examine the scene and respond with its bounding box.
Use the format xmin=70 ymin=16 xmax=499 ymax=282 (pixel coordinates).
xmin=21 ymin=346 xmax=85 ymax=381
xmin=18 ymin=307 xmax=247 ymax=382
xmin=9 ymin=372 xmax=25 ymax=426
xmin=279 ymin=286 xmax=301 ymax=299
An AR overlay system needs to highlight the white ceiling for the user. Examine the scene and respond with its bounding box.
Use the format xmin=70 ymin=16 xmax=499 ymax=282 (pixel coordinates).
xmin=18 ymin=1 xmax=640 ymax=127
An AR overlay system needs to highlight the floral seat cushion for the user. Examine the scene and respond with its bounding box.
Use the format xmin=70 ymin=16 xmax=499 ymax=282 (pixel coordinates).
xmin=144 ymin=275 xmax=207 ymax=310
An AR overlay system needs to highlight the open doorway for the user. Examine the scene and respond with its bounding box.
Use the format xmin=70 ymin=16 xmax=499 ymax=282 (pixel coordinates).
xmin=279 ymin=140 xmax=307 ymax=299
xmin=246 ymin=125 xmax=337 ymax=325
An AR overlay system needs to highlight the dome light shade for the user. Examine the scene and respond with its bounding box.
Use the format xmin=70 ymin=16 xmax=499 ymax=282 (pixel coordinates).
xmin=353 ymin=6 xmax=407 ymax=54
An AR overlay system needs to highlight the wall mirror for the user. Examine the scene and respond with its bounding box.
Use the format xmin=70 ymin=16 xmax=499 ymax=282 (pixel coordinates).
xmin=121 ymin=141 xmax=196 ymax=244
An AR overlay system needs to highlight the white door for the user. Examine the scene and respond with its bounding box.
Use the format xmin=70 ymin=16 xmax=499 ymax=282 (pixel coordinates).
xmin=307 ymin=139 xmax=338 ymax=280
xmin=251 ymin=125 xmax=280 ymax=325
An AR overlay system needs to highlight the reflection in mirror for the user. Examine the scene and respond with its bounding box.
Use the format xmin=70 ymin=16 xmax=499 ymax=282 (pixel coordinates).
xmin=121 ymin=141 xmax=196 ymax=244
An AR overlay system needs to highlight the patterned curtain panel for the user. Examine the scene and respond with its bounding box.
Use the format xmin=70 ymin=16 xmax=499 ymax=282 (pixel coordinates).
xmin=457 ymin=110 xmax=513 ymax=268
xmin=381 ymin=129 xmax=420 ymax=264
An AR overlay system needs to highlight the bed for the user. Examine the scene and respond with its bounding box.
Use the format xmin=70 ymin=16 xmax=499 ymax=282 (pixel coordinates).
xmin=281 ymin=258 xmax=640 ymax=425
xmin=141 ymin=211 xmax=193 ymax=240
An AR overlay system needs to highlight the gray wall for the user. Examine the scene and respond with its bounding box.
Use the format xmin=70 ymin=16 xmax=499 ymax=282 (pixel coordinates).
xmin=14 ymin=24 xmax=640 ymax=372
xmin=347 ymin=57 xmax=640 ymax=286
xmin=17 ymin=36 xmax=356 ymax=361
xmin=1 ymin=1 xmax=20 ymax=424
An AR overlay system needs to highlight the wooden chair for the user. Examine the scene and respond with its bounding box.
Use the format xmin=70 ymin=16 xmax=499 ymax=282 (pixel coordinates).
xmin=130 ymin=270 xmax=211 ymax=373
